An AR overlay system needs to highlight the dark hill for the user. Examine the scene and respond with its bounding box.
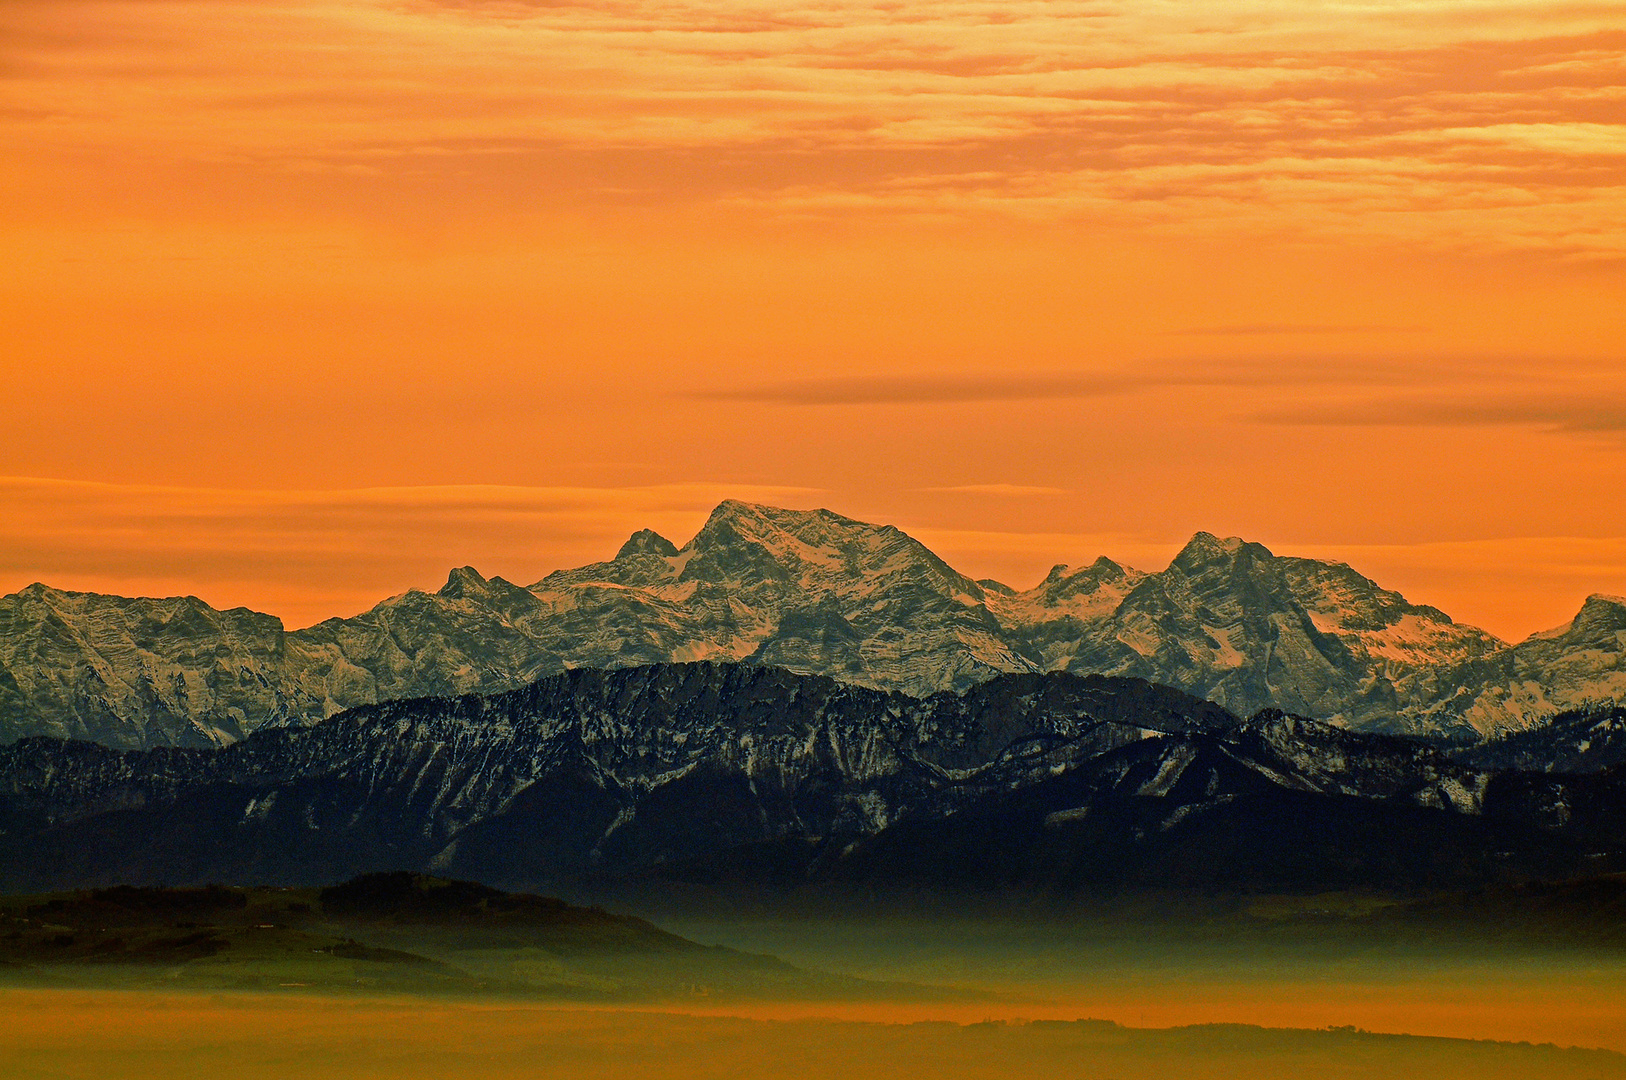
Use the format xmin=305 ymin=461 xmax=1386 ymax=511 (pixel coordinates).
xmin=0 ymin=872 xmax=886 ymax=1000
xmin=0 ymin=663 xmax=1622 ymax=903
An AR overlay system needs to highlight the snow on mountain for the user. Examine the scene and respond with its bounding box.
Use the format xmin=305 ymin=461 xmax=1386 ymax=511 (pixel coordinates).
xmin=0 ymin=583 xmax=286 ymax=747
xmin=5 ymin=663 xmax=1613 ymax=896
xmin=1417 ymin=594 xmax=1626 ymax=735
xmin=985 ymin=557 xmax=1146 ymax=635
xmin=529 ymin=500 xmax=1033 ymax=694
xmin=0 ymin=665 xmax=1235 ymax=890
xmin=994 ymin=534 xmax=1503 ymax=733
xmin=1455 ymin=703 xmax=1626 ymax=773
xmin=1 ymin=501 xmax=1623 ymax=748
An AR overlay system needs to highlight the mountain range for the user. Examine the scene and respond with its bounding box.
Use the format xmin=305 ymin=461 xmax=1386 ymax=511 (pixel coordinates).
xmin=3 ymin=500 xmax=1624 ymax=748
xmin=2 ymin=662 xmax=1620 ymax=897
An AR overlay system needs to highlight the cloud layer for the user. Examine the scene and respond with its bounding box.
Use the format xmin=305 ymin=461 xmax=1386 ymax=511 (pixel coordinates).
xmin=2 ymin=0 xmax=1623 ymax=254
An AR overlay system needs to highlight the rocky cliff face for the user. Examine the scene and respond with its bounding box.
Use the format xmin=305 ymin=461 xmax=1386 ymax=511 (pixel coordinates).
xmin=996 ymin=534 xmax=1504 ymax=732
xmin=0 ymin=585 xmax=287 ymax=747
xmin=1 ymin=663 xmax=1616 ymax=895
xmin=0 ymin=664 xmax=1230 ymax=889
xmin=1417 ymin=595 xmax=1626 ymax=734
xmin=2 ymin=501 xmax=1622 ymax=747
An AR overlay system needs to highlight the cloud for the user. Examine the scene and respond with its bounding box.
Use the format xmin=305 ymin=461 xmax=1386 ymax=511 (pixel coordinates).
xmin=3 ymin=1 xmax=1624 ymax=254
xmin=692 ymin=372 xmax=1142 ymax=405
xmin=922 ymin=484 xmax=1071 ymax=496
xmin=688 ymin=355 xmax=1589 ymax=407
xmin=1256 ymin=392 xmax=1626 ymax=432
xmin=1164 ymin=324 xmax=1428 ymax=336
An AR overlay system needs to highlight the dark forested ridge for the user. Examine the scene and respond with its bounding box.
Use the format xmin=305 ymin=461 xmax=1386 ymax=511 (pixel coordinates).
xmin=1 ymin=662 xmax=1621 ymax=899
xmin=1453 ymin=705 xmax=1626 ymax=773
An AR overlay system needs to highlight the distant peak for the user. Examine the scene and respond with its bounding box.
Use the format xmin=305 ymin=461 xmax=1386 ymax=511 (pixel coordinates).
xmin=1032 ymin=557 xmax=1132 ymax=593
xmin=1191 ymin=530 xmax=1244 ymax=553
xmin=1172 ymin=531 xmax=1270 ymax=568
xmin=697 ymin=500 xmax=776 ymax=536
xmin=704 ymin=499 xmax=841 ymax=524
xmin=439 ymin=566 xmax=488 ymax=598
xmin=616 ymin=529 xmax=680 ymax=559
xmin=707 ymin=498 xmax=774 ymax=522
xmin=1569 ymin=593 xmax=1626 ymax=632
xmin=695 ymin=500 xmax=870 ymax=545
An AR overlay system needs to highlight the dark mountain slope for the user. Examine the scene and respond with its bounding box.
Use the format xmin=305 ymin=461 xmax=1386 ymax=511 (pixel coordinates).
xmin=0 ymin=663 xmax=1232 ymax=892
xmin=1454 ymin=705 xmax=1626 ymax=773
xmin=2 ymin=663 xmax=1622 ymax=899
xmin=664 ymin=711 xmax=1613 ymax=897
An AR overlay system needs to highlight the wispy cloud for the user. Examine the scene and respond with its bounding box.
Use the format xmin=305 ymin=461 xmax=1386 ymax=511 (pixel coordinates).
xmin=922 ymin=484 xmax=1071 ymax=496
xmin=689 ymin=355 xmax=1597 ymax=407
xmin=693 ymin=373 xmax=1142 ymax=405
xmin=1256 ymin=391 xmax=1626 ymax=432
xmin=3 ymin=1 xmax=1623 ymax=254
xmin=1164 ymin=324 xmax=1429 ymax=336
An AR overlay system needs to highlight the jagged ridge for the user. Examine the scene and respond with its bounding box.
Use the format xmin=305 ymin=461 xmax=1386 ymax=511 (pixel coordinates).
xmin=2 ymin=501 xmax=1621 ymax=747
xmin=0 ymin=663 xmax=1621 ymax=896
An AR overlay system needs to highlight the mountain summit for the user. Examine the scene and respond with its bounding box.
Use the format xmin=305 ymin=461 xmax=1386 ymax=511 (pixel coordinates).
xmin=1 ymin=501 xmax=1621 ymax=747
xmin=534 ymin=501 xmax=1022 ymax=690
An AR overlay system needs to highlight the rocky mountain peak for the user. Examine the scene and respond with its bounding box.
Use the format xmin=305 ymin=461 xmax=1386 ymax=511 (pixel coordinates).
xmin=1170 ymin=531 xmax=1269 ymax=572
xmin=681 ymin=500 xmax=971 ymax=594
xmin=439 ymin=566 xmax=490 ymax=599
xmin=1580 ymin=593 xmax=1626 ymax=619
xmin=616 ymin=529 xmax=680 ymax=560
xmin=1024 ymin=557 xmax=1136 ymax=606
xmin=692 ymin=500 xmax=873 ymax=551
xmin=1524 ymin=595 xmax=1626 ymax=643
xmin=1553 ymin=594 xmax=1626 ymax=639
xmin=5 ymin=503 xmax=1621 ymax=749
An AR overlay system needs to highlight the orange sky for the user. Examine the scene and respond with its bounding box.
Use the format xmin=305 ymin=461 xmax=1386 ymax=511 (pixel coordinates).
xmin=1 ymin=0 xmax=1624 ymax=640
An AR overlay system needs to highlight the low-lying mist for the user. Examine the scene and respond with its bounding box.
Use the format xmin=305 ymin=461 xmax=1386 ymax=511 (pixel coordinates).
xmin=3 ymin=989 xmax=1623 ymax=1080
xmin=6 ymin=874 xmax=1626 ymax=1077
xmin=649 ymin=902 xmax=1626 ymax=1052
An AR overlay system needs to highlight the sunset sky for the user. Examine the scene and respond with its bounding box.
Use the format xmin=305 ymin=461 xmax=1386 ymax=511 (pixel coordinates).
xmin=2 ymin=0 xmax=1623 ymax=639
